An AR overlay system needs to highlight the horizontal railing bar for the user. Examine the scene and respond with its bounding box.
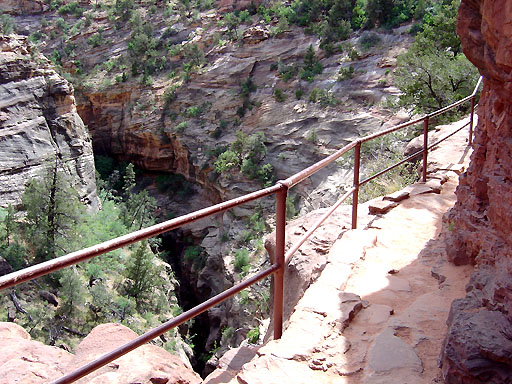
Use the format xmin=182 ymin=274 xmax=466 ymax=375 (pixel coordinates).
xmin=359 ymin=151 xmax=423 ymax=187
xmin=426 ymin=121 xmax=470 ymax=151
xmin=281 ymin=142 xmax=358 ymax=188
xmin=427 ymin=94 xmax=473 ymax=119
xmin=284 ymin=187 xmax=356 ymax=264
xmin=359 ymin=115 xmax=426 ymax=144
xmin=0 ymin=184 xmax=283 ymax=291
xmin=359 ymin=119 xmax=471 ymax=187
xmin=52 ymin=263 xmax=280 ymax=384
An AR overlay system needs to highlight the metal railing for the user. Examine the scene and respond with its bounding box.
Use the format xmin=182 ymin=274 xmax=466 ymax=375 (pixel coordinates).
xmin=0 ymin=76 xmax=483 ymax=383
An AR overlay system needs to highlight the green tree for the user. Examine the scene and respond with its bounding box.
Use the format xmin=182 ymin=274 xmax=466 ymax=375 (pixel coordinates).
xmin=124 ymin=241 xmax=161 ymax=306
xmin=394 ymin=0 xmax=478 ymax=114
xmin=57 ymin=267 xmax=87 ymax=319
xmin=120 ymin=164 xmax=157 ymax=230
xmin=115 ymin=0 xmax=134 ymax=21
xmin=0 ymin=205 xmax=26 ymax=271
xmin=22 ymin=161 xmax=84 ymax=263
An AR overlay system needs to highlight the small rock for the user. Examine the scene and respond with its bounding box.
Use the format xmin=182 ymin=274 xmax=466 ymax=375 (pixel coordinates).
xmin=388 ymin=269 xmax=399 ymax=274
xmin=39 ymin=290 xmax=59 ymax=307
xmin=368 ymin=200 xmax=399 ymax=215
xmin=383 ymin=190 xmax=410 ymax=202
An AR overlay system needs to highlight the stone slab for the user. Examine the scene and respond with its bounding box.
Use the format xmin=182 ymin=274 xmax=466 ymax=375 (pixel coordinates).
xmin=368 ymin=329 xmax=423 ymax=373
xmin=368 ymin=200 xmax=399 ymax=215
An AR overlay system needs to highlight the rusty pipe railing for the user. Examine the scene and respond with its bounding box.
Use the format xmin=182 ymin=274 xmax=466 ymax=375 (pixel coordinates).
xmin=0 ymin=76 xmax=483 ymax=384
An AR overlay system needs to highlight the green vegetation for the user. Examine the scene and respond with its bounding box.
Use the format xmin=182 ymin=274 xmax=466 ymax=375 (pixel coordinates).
xmin=394 ymin=0 xmax=478 ymax=116
xmin=1 ymin=159 xmax=181 ymax=350
xmin=214 ymin=131 xmax=274 ymax=187
xmin=0 ymin=13 xmax=15 ymax=34
xmin=233 ymin=248 xmax=250 ymax=273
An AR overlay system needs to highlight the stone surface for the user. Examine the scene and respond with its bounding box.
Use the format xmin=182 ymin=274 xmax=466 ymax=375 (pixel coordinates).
xmin=368 ymin=329 xmax=423 ymax=373
xmin=368 ymin=199 xmax=398 ymax=215
xmin=382 ymin=190 xmax=410 ymax=202
xmin=0 ymin=256 xmax=13 ymax=276
xmin=440 ymin=2 xmax=512 ymax=382
xmin=0 ymin=322 xmax=73 ymax=383
xmin=64 ymin=323 xmax=201 ymax=384
xmin=0 ymin=322 xmax=201 ymax=383
xmin=0 ymin=35 xmax=99 ymax=209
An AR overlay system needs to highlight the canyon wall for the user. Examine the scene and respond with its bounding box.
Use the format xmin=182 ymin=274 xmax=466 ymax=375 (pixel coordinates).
xmin=441 ymin=1 xmax=512 ymax=382
xmin=0 ymin=35 xmax=99 ymax=209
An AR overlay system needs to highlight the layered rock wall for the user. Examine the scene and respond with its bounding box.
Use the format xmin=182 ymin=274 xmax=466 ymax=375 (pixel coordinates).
xmin=0 ymin=35 xmax=99 ymax=209
xmin=441 ymin=1 xmax=512 ymax=382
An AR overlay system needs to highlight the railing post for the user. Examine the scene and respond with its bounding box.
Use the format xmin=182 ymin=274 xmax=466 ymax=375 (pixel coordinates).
xmin=273 ymin=184 xmax=287 ymax=340
xmin=422 ymin=116 xmax=429 ymax=182
xmin=352 ymin=142 xmax=361 ymax=229
xmin=469 ymin=96 xmax=475 ymax=146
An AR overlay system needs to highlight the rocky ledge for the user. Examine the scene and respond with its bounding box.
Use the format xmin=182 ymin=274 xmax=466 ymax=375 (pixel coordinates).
xmin=0 ymin=35 xmax=98 ymax=209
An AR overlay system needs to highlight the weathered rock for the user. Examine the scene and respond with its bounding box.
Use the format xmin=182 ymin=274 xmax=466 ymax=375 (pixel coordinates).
xmin=0 ymin=0 xmax=45 ymax=15
xmin=0 ymin=322 xmax=73 ymax=383
xmin=264 ymin=205 xmax=352 ymax=338
xmin=0 ymin=256 xmax=13 ymax=276
xmin=0 ymin=35 xmax=99 ymax=209
xmin=441 ymin=2 xmax=512 ymax=382
xmin=39 ymin=290 xmax=58 ymax=307
xmin=65 ymin=323 xmax=202 ymax=384
xmin=368 ymin=199 xmax=398 ymax=215
xmin=369 ymin=328 xmax=423 ymax=373
xmin=0 ymin=322 xmax=201 ymax=383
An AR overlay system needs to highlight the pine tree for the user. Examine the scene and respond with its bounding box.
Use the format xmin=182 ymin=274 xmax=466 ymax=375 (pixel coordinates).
xmin=22 ymin=161 xmax=84 ymax=263
xmin=124 ymin=241 xmax=161 ymax=307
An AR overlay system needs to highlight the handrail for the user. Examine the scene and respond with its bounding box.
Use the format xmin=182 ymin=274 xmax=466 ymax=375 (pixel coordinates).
xmin=0 ymin=76 xmax=483 ymax=384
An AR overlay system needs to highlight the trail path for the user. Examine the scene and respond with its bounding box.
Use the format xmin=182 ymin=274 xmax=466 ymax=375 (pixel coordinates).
xmin=203 ymin=116 xmax=476 ymax=384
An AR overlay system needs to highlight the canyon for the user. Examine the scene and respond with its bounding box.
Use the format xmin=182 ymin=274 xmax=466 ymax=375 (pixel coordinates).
xmin=2 ymin=1 xmax=509 ymax=383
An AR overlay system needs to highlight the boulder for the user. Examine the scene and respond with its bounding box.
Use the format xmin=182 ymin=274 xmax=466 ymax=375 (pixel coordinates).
xmin=64 ymin=323 xmax=202 ymax=384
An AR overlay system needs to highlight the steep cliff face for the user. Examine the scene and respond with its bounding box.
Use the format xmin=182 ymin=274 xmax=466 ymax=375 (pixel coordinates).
xmin=0 ymin=35 xmax=99 ymax=209
xmin=441 ymin=1 xmax=512 ymax=382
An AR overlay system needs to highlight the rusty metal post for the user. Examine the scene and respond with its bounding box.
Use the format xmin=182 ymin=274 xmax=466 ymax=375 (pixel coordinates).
xmin=273 ymin=185 xmax=288 ymax=339
xmin=352 ymin=142 xmax=361 ymax=229
xmin=469 ymin=96 xmax=475 ymax=145
xmin=422 ymin=117 xmax=429 ymax=182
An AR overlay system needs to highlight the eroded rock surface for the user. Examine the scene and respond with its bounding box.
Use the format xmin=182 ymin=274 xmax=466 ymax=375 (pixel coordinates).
xmin=440 ymin=1 xmax=512 ymax=382
xmin=0 ymin=322 xmax=202 ymax=384
xmin=0 ymin=35 xmax=99 ymax=209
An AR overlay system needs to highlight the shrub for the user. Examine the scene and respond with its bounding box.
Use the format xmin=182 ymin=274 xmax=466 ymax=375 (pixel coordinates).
xmin=215 ymin=150 xmax=239 ymax=173
xmin=184 ymin=245 xmax=202 ymax=261
xmin=295 ymin=88 xmax=304 ymax=100
xmin=185 ymin=106 xmax=201 ymax=118
xmin=58 ymin=1 xmax=83 ymax=17
xmin=0 ymin=13 xmax=14 ymax=34
xmin=309 ymin=88 xmax=338 ymax=107
xmin=88 ymin=31 xmax=103 ymax=47
xmin=174 ymin=121 xmax=188 ymax=133
xmin=338 ymin=65 xmax=354 ymax=81
xmin=247 ymin=327 xmax=259 ymax=344
xmin=359 ymin=31 xmax=381 ymax=50
xmin=233 ymin=248 xmax=250 ymax=272
xmin=56 ymin=17 xmax=69 ymax=33
xmin=273 ymin=88 xmax=286 ymax=102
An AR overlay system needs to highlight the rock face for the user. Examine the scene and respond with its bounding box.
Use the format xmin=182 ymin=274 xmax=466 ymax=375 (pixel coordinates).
xmin=0 ymin=322 xmax=202 ymax=384
xmin=441 ymin=1 xmax=512 ymax=382
xmin=0 ymin=35 xmax=99 ymax=209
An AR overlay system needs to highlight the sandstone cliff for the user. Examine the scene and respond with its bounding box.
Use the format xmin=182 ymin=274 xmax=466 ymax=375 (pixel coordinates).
xmin=0 ymin=35 xmax=99 ymax=209
xmin=441 ymin=1 xmax=512 ymax=382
